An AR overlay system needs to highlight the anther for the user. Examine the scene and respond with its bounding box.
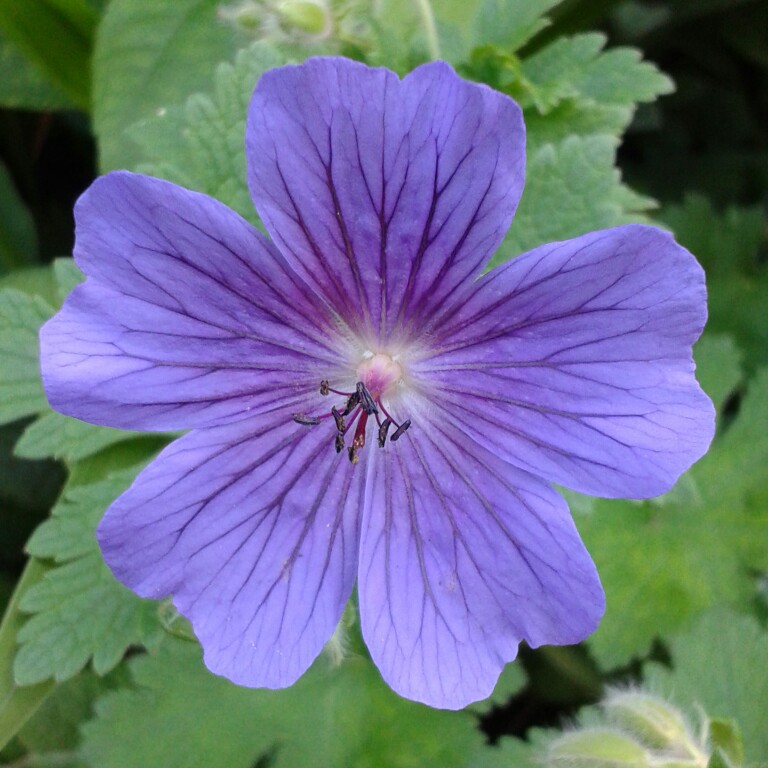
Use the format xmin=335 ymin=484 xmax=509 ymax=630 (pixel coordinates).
xmin=331 ymin=406 xmax=345 ymax=432
xmin=334 ymin=432 xmax=344 ymax=453
xmin=319 ymin=380 xmax=330 ymax=396
xmin=293 ymin=414 xmax=320 ymax=426
xmin=390 ymin=419 xmax=411 ymax=442
xmin=348 ymin=445 xmax=359 ymax=464
xmin=356 ymin=382 xmax=379 ymax=415
xmin=377 ymin=419 xmax=392 ymax=448
xmin=342 ymin=392 xmax=359 ymax=416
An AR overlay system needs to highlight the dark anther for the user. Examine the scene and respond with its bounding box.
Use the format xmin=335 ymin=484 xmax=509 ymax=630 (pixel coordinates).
xmin=331 ymin=406 xmax=345 ymax=432
xmin=335 ymin=432 xmax=344 ymax=453
xmin=342 ymin=391 xmax=359 ymax=416
xmin=319 ymin=380 xmax=330 ymax=396
xmin=390 ymin=419 xmax=411 ymax=442
xmin=293 ymin=414 xmax=320 ymax=426
xmin=377 ymin=419 xmax=392 ymax=448
xmin=348 ymin=445 xmax=359 ymax=464
xmin=355 ymin=381 xmax=379 ymax=415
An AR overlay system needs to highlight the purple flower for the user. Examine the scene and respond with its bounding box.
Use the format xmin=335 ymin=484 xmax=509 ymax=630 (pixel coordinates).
xmin=40 ymin=57 xmax=714 ymax=709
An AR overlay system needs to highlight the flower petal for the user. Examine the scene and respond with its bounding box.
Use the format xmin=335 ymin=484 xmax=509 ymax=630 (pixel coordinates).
xmin=358 ymin=415 xmax=603 ymax=709
xmin=41 ymin=171 xmax=343 ymax=431
xmin=247 ymin=57 xmax=525 ymax=341
xmin=416 ymin=225 xmax=715 ymax=498
xmin=97 ymin=411 xmax=363 ymax=688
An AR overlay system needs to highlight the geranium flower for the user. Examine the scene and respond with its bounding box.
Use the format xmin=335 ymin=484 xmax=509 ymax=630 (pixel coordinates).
xmin=40 ymin=57 xmax=714 ymax=709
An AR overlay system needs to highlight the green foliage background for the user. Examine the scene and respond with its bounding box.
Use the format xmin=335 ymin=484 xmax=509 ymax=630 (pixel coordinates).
xmin=0 ymin=0 xmax=766 ymax=766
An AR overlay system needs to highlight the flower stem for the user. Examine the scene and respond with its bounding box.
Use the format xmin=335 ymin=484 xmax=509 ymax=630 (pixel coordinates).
xmin=415 ymin=0 xmax=440 ymax=60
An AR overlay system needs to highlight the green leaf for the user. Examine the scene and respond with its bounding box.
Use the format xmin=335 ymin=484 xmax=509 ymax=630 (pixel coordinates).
xmin=81 ymin=636 xmax=485 ymax=768
xmin=580 ymin=368 xmax=768 ymax=669
xmin=0 ymin=559 xmax=54 ymax=752
xmin=367 ymin=0 xmax=561 ymax=72
xmin=519 ymin=33 xmax=672 ymax=116
xmin=658 ymin=197 xmax=768 ymax=372
xmin=92 ymin=0 xmax=242 ymax=171
xmin=0 ymin=31 xmax=74 ymax=109
xmin=18 ymin=667 xmax=124 ymax=756
xmin=129 ymin=41 xmax=287 ymax=224
xmin=495 ymin=134 xmax=654 ymax=261
xmin=14 ymin=411 xmax=142 ymax=463
xmin=645 ymin=610 xmax=768 ymax=764
xmin=0 ymin=0 xmax=96 ymax=109
xmin=467 ymin=661 xmax=526 ymax=715
xmin=13 ymin=458 xmax=164 ymax=685
xmin=693 ymin=334 xmax=743 ymax=413
xmin=0 ymin=161 xmax=38 ymax=272
xmin=0 ymin=288 xmax=53 ymax=425
xmin=709 ymin=719 xmax=745 ymax=768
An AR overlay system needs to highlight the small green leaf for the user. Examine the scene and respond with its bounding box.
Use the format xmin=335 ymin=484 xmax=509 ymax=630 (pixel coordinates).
xmin=0 ymin=288 xmax=53 ymax=425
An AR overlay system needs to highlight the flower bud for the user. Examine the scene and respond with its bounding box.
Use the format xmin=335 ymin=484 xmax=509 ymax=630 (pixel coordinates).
xmin=603 ymin=689 xmax=692 ymax=750
xmin=275 ymin=0 xmax=329 ymax=35
xmin=546 ymin=727 xmax=651 ymax=768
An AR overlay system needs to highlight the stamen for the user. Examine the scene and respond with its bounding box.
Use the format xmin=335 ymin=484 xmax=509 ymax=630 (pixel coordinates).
xmin=390 ymin=419 xmax=411 ymax=442
xmin=300 ymin=376 xmax=411 ymax=461
xmin=331 ymin=406 xmax=345 ymax=432
xmin=378 ymin=419 xmax=392 ymax=447
xmin=293 ymin=414 xmax=320 ymax=426
xmin=355 ymin=382 xmax=379 ymax=415
xmin=342 ymin=391 xmax=359 ymax=416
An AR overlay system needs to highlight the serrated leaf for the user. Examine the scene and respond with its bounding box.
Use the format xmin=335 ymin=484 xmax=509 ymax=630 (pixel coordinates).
xmin=496 ymin=134 xmax=654 ymax=261
xmin=645 ymin=611 xmax=768 ymax=764
xmin=0 ymin=559 xmax=54 ymax=752
xmin=14 ymin=410 xmax=140 ymax=463
xmin=580 ymin=368 xmax=768 ymax=669
xmin=14 ymin=461 xmax=163 ymax=685
xmin=92 ymin=0 xmax=241 ymax=171
xmin=18 ymin=667 xmax=124 ymax=756
xmin=81 ymin=636 xmax=485 ymax=768
xmin=0 ymin=288 xmax=53 ymax=424
xmin=129 ymin=41 xmax=287 ymax=224
xmin=520 ymin=33 xmax=672 ymax=115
